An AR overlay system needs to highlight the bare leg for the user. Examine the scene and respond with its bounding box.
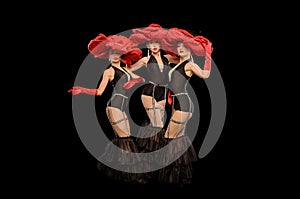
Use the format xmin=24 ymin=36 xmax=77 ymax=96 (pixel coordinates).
xmin=157 ymin=99 xmax=166 ymax=124
xmin=165 ymin=110 xmax=192 ymax=138
xmin=106 ymin=107 xmax=130 ymax=137
xmin=141 ymin=95 xmax=164 ymax=128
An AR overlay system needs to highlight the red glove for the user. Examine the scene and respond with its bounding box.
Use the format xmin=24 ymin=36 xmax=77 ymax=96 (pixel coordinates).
xmin=123 ymin=77 xmax=144 ymax=90
xmin=68 ymin=86 xmax=98 ymax=95
xmin=167 ymin=90 xmax=173 ymax=105
xmin=204 ymin=52 xmax=212 ymax=71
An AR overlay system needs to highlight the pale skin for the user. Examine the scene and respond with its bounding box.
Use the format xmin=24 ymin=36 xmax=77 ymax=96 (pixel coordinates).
xmin=128 ymin=41 xmax=179 ymax=128
xmin=165 ymin=42 xmax=210 ymax=138
xmin=96 ymin=50 xmax=141 ymax=137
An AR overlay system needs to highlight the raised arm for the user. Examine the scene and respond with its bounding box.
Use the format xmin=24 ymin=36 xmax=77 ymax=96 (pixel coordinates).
xmin=203 ymin=52 xmax=212 ymax=71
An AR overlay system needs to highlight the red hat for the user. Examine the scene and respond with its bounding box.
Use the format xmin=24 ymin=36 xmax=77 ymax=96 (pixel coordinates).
xmin=162 ymin=28 xmax=213 ymax=56
xmin=193 ymin=35 xmax=213 ymax=55
xmin=88 ymin=33 xmax=141 ymax=61
xmin=129 ymin=23 xmax=168 ymax=45
xmin=120 ymin=48 xmax=143 ymax=67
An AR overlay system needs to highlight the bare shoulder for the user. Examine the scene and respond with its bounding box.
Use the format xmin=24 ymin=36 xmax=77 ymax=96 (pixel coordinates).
xmin=185 ymin=61 xmax=199 ymax=72
xmin=133 ymin=56 xmax=148 ymax=66
xmin=141 ymin=56 xmax=149 ymax=63
xmin=188 ymin=61 xmax=200 ymax=68
xmin=104 ymin=67 xmax=114 ymax=76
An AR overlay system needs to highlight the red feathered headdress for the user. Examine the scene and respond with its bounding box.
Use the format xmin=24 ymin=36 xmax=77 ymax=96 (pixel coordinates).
xmin=162 ymin=28 xmax=213 ymax=56
xmin=87 ymin=33 xmax=142 ymax=65
xmin=129 ymin=23 xmax=168 ymax=45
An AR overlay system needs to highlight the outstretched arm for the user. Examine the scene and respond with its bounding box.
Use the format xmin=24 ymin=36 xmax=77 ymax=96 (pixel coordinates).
xmin=68 ymin=86 xmax=98 ymax=95
xmin=68 ymin=68 xmax=112 ymax=96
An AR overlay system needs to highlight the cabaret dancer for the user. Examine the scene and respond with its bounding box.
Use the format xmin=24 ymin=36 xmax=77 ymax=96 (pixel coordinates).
xmin=122 ymin=23 xmax=179 ymax=183
xmin=124 ymin=23 xmax=178 ymax=153
xmin=68 ymin=33 xmax=146 ymax=184
xmin=156 ymin=27 xmax=213 ymax=186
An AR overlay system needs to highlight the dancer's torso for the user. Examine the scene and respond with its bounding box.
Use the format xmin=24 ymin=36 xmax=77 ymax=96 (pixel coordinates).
xmin=107 ymin=65 xmax=132 ymax=110
xmin=142 ymin=55 xmax=170 ymax=101
xmin=169 ymin=60 xmax=193 ymax=112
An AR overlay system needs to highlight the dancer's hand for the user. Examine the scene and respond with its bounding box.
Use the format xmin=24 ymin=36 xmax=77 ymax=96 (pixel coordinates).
xmin=68 ymin=86 xmax=98 ymax=95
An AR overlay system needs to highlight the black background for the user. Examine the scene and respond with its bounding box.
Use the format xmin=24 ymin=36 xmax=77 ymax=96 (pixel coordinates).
xmin=56 ymin=14 xmax=252 ymax=196
xmin=14 ymin=3 xmax=287 ymax=197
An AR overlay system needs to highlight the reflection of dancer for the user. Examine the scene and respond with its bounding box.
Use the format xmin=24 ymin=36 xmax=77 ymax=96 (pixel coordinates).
xmin=124 ymin=23 xmax=178 ymax=153
xmin=157 ymin=27 xmax=213 ymax=186
xmin=68 ymin=33 xmax=145 ymax=184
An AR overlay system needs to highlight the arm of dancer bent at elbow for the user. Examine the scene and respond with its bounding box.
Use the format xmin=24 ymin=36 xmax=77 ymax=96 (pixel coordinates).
xmin=96 ymin=69 xmax=113 ymax=96
xmin=123 ymin=68 xmax=145 ymax=90
xmin=126 ymin=57 xmax=148 ymax=71
xmin=123 ymin=77 xmax=145 ymax=90
xmin=188 ymin=62 xmax=211 ymax=79
xmin=164 ymin=54 xmax=180 ymax=64
xmin=127 ymin=69 xmax=145 ymax=80
xmin=203 ymin=52 xmax=212 ymax=71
